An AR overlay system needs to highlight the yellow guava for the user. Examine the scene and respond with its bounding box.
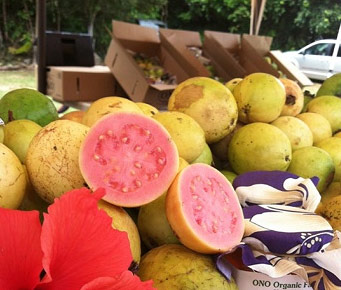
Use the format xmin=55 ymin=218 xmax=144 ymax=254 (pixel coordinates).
xmin=82 ymin=96 xmax=143 ymax=127
xmin=233 ymin=73 xmax=286 ymax=123
xmin=153 ymin=111 xmax=206 ymax=163
xmin=271 ymin=116 xmax=313 ymax=151
xmin=138 ymin=244 xmax=238 ymax=289
xmin=26 ymin=120 xmax=89 ymax=203
xmin=0 ymin=143 xmax=26 ymax=209
xmin=228 ymin=122 xmax=292 ymax=174
xmin=168 ymin=77 xmax=238 ymax=144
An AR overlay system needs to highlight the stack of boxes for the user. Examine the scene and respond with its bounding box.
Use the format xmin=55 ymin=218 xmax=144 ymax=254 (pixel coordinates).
xmin=46 ymin=20 xmax=313 ymax=109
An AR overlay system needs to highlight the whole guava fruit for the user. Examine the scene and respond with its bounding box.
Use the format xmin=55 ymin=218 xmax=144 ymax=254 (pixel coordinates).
xmin=98 ymin=200 xmax=141 ymax=263
xmin=210 ymin=122 xmax=244 ymax=162
xmin=279 ymin=78 xmax=304 ymax=117
xmin=306 ymin=95 xmax=341 ymax=134
xmin=296 ymin=112 xmax=332 ymax=145
xmin=233 ymin=73 xmax=286 ymax=123
xmin=0 ymin=125 xmax=4 ymax=143
xmin=228 ymin=122 xmax=292 ymax=174
xmin=319 ymin=195 xmax=341 ymax=231
xmin=225 ymin=78 xmax=243 ymax=93
xmin=287 ymin=146 xmax=335 ymax=193
xmin=82 ymin=96 xmax=143 ymax=127
xmin=321 ymin=181 xmax=340 ymax=204
xmin=316 ymin=137 xmax=341 ymax=182
xmin=138 ymin=244 xmax=238 ymax=290
xmin=26 ymin=120 xmax=89 ymax=203
xmin=191 ymin=142 xmax=213 ymax=165
xmin=3 ymin=119 xmax=42 ymax=164
xmin=153 ymin=111 xmax=206 ymax=163
xmin=137 ymin=192 xmax=180 ymax=250
xmin=0 ymin=143 xmax=27 ymax=209
xmin=271 ymin=116 xmax=313 ymax=151
xmin=316 ymin=72 xmax=341 ymax=97
xmin=0 ymin=88 xmax=58 ymax=126
xmin=136 ymin=102 xmax=159 ymax=117
xmin=168 ymin=77 xmax=238 ymax=144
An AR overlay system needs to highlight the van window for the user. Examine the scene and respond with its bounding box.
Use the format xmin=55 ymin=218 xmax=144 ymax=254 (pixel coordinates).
xmin=338 ymin=45 xmax=341 ymax=57
xmin=304 ymin=43 xmax=334 ymax=56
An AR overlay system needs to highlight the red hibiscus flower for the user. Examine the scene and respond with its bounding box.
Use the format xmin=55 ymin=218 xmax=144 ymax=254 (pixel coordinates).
xmin=0 ymin=187 xmax=154 ymax=290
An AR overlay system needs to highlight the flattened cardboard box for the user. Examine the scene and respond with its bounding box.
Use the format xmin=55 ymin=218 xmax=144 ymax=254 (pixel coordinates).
xmin=241 ymin=34 xmax=313 ymax=87
xmin=203 ymin=31 xmax=313 ymax=87
xmin=159 ymin=28 xmax=211 ymax=78
xmin=105 ymin=21 xmax=189 ymax=110
xmin=47 ymin=66 xmax=124 ymax=102
xmin=203 ymin=30 xmax=246 ymax=81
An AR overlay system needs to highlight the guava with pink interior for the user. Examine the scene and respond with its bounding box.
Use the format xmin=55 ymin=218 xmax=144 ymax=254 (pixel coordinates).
xmin=166 ymin=163 xmax=245 ymax=254
xmin=79 ymin=112 xmax=179 ymax=207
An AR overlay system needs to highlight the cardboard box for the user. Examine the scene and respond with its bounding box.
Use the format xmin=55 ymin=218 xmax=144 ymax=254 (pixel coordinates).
xmin=239 ymin=34 xmax=279 ymax=76
xmin=159 ymin=28 xmax=211 ymax=78
xmin=240 ymin=34 xmax=313 ymax=87
xmin=267 ymin=50 xmax=313 ymax=87
xmin=203 ymin=31 xmax=313 ymax=86
xmin=47 ymin=65 xmax=122 ymax=102
xmin=105 ymin=21 xmax=190 ymax=110
xmin=203 ymin=30 xmax=247 ymax=81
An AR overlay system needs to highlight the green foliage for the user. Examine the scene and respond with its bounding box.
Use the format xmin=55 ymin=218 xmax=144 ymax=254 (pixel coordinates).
xmin=1 ymin=0 xmax=341 ymax=60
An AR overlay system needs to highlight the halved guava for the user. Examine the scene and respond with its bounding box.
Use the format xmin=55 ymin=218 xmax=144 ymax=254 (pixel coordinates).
xmin=79 ymin=112 xmax=179 ymax=207
xmin=166 ymin=163 xmax=244 ymax=254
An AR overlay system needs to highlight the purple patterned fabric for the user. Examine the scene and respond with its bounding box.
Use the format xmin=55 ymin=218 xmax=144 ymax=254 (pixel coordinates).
xmin=216 ymin=171 xmax=341 ymax=290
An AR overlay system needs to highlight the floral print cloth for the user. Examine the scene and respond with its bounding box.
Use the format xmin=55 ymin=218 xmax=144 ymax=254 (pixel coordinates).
xmin=217 ymin=171 xmax=341 ymax=290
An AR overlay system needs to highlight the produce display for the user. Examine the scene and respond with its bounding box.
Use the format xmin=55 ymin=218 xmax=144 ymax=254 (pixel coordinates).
xmin=0 ymin=72 xmax=341 ymax=289
xmin=132 ymin=52 xmax=177 ymax=85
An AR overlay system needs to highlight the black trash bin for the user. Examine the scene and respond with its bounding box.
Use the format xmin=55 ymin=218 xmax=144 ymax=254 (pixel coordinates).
xmin=45 ymin=31 xmax=95 ymax=67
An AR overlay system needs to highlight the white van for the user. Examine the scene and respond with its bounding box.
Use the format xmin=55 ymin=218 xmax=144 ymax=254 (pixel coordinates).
xmin=283 ymin=39 xmax=341 ymax=81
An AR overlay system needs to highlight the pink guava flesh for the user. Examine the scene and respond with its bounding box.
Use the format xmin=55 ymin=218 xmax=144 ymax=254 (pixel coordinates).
xmin=79 ymin=112 xmax=179 ymax=207
xmin=180 ymin=164 xmax=244 ymax=250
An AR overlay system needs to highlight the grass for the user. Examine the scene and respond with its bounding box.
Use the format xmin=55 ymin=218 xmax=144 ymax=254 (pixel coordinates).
xmin=0 ymin=69 xmax=77 ymax=115
xmin=0 ymin=69 xmax=36 ymax=98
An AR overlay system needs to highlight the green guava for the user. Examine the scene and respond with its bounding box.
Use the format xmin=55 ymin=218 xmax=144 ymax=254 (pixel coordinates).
xmin=191 ymin=142 xmax=213 ymax=165
xmin=138 ymin=244 xmax=238 ymax=290
xmin=0 ymin=125 xmax=3 ymax=143
xmin=0 ymin=88 xmax=58 ymax=126
xmin=210 ymin=122 xmax=244 ymax=162
xmin=316 ymin=73 xmax=341 ymax=97
xmin=220 ymin=170 xmax=237 ymax=184
xmin=287 ymin=146 xmax=335 ymax=193
xmin=228 ymin=122 xmax=292 ymax=174
xmin=137 ymin=192 xmax=180 ymax=250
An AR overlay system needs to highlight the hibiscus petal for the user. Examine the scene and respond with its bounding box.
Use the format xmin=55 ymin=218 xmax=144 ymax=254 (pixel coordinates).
xmin=0 ymin=209 xmax=43 ymax=289
xmin=80 ymin=271 xmax=155 ymax=290
xmin=37 ymin=188 xmax=133 ymax=290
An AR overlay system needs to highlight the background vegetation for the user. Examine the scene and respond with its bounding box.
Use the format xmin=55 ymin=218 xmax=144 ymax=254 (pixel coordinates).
xmin=0 ymin=0 xmax=340 ymax=62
